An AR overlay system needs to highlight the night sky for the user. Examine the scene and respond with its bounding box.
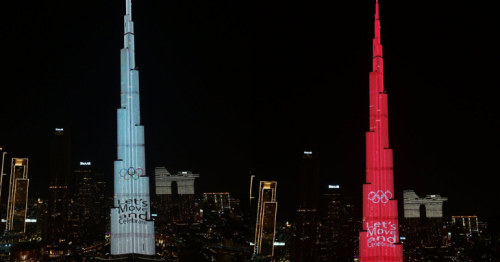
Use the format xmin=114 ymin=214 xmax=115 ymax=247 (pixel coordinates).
xmin=0 ymin=1 xmax=498 ymax=223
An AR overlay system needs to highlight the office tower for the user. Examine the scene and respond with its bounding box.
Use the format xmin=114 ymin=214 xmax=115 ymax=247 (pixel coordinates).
xmin=155 ymin=168 xmax=199 ymax=225
xmin=203 ymin=192 xmax=231 ymax=212
xmin=254 ymin=181 xmax=278 ymax=256
xmin=295 ymin=150 xmax=319 ymax=261
xmin=71 ymin=162 xmax=106 ymax=247
xmin=403 ymin=191 xmax=447 ymax=247
xmin=319 ymin=184 xmax=355 ymax=262
xmin=452 ymin=216 xmax=479 ymax=235
xmin=110 ymin=0 xmax=155 ymax=255
xmin=359 ymin=2 xmax=403 ymax=261
xmin=47 ymin=127 xmax=71 ymax=248
xmin=36 ymin=199 xmax=48 ymax=242
xmin=5 ymin=158 xmax=29 ymax=234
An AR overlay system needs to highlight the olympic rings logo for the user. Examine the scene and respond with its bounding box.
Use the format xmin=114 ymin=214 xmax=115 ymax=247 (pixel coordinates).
xmin=119 ymin=167 xmax=145 ymax=180
xmin=368 ymin=190 xmax=393 ymax=204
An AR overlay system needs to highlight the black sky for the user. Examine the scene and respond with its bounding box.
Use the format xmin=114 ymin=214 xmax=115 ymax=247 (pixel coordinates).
xmin=0 ymin=1 xmax=498 ymax=223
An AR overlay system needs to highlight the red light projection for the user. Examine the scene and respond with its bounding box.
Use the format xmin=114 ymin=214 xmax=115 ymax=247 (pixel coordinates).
xmin=359 ymin=1 xmax=403 ymax=261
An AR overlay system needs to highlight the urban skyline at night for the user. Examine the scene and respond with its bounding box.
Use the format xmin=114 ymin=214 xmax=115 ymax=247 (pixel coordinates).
xmin=0 ymin=0 xmax=499 ymax=261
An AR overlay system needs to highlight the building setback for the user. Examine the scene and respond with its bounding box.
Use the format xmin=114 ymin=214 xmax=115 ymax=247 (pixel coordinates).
xmin=110 ymin=0 xmax=155 ymax=255
xmin=359 ymin=2 xmax=403 ymax=261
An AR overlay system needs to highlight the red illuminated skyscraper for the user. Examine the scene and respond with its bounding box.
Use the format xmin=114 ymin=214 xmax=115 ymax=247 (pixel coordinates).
xmin=359 ymin=1 xmax=403 ymax=261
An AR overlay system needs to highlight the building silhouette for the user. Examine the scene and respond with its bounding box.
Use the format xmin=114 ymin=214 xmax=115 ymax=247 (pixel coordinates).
xmin=155 ymin=168 xmax=198 ymax=226
xmin=5 ymin=158 xmax=29 ymax=234
xmin=319 ymin=184 xmax=355 ymax=262
xmin=295 ymin=150 xmax=319 ymax=261
xmin=46 ymin=127 xmax=71 ymax=251
xmin=254 ymin=181 xmax=278 ymax=257
xmin=71 ymin=162 xmax=106 ymax=248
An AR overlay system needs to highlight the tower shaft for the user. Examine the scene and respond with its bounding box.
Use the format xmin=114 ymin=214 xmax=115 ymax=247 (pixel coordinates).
xmin=110 ymin=0 xmax=155 ymax=255
xmin=359 ymin=2 xmax=403 ymax=261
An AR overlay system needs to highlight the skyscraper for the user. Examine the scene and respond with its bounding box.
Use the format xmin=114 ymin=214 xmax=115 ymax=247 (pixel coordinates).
xmin=254 ymin=181 xmax=278 ymax=257
xmin=403 ymin=191 xmax=447 ymax=248
xmin=71 ymin=162 xmax=106 ymax=248
xmin=155 ymin=168 xmax=199 ymax=224
xmin=203 ymin=192 xmax=231 ymax=213
xmin=319 ymin=184 xmax=355 ymax=262
xmin=452 ymin=216 xmax=479 ymax=235
xmin=110 ymin=0 xmax=155 ymax=255
xmin=5 ymin=158 xmax=29 ymax=234
xmin=295 ymin=150 xmax=319 ymax=261
xmin=359 ymin=2 xmax=403 ymax=261
xmin=47 ymin=127 xmax=71 ymax=248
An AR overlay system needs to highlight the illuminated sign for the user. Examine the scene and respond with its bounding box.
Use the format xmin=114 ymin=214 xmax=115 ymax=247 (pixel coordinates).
xmin=182 ymin=172 xmax=187 ymax=174
xmin=117 ymin=198 xmax=149 ymax=225
xmin=430 ymin=195 xmax=436 ymax=197
xmin=55 ymin=128 xmax=64 ymax=132
xmin=329 ymin=185 xmax=340 ymax=189
xmin=80 ymin=162 xmax=91 ymax=166
xmin=366 ymin=221 xmax=397 ymax=248
xmin=304 ymin=151 xmax=312 ymax=155
xmin=368 ymin=190 xmax=393 ymax=204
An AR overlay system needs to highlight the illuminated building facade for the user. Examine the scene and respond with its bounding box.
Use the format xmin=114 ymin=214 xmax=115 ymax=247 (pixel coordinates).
xmin=319 ymin=184 xmax=355 ymax=262
xmin=47 ymin=127 xmax=71 ymax=248
xmin=254 ymin=181 xmax=278 ymax=256
xmin=359 ymin=2 xmax=403 ymax=261
xmin=296 ymin=150 xmax=319 ymax=261
xmin=452 ymin=216 xmax=478 ymax=235
xmin=110 ymin=0 xmax=155 ymax=255
xmin=203 ymin=192 xmax=231 ymax=213
xmin=5 ymin=158 xmax=29 ymax=234
xmin=403 ymin=191 xmax=447 ymax=247
xmin=71 ymin=162 xmax=106 ymax=247
xmin=155 ymin=168 xmax=199 ymax=225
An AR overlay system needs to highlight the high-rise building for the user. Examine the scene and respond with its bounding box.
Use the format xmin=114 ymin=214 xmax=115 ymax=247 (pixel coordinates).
xmin=295 ymin=150 xmax=319 ymax=261
xmin=155 ymin=168 xmax=199 ymax=225
xmin=254 ymin=181 xmax=278 ymax=257
xmin=5 ymin=158 xmax=29 ymax=234
xmin=203 ymin=192 xmax=231 ymax=213
xmin=319 ymin=184 xmax=355 ymax=262
xmin=452 ymin=216 xmax=479 ymax=235
xmin=47 ymin=127 xmax=71 ymax=248
xmin=71 ymin=162 xmax=106 ymax=248
xmin=110 ymin=0 xmax=155 ymax=255
xmin=359 ymin=2 xmax=403 ymax=261
xmin=403 ymin=190 xmax=447 ymax=247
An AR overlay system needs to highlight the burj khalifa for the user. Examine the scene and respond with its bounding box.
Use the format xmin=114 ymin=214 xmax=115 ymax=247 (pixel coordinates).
xmin=359 ymin=1 xmax=403 ymax=261
xmin=110 ymin=0 xmax=155 ymax=255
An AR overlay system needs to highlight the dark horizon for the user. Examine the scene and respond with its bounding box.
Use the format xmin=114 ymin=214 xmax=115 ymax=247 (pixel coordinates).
xmin=0 ymin=1 xmax=498 ymax=224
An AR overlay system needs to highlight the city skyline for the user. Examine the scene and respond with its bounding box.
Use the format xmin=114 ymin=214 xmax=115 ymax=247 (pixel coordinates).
xmin=0 ymin=0 xmax=499 ymax=227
